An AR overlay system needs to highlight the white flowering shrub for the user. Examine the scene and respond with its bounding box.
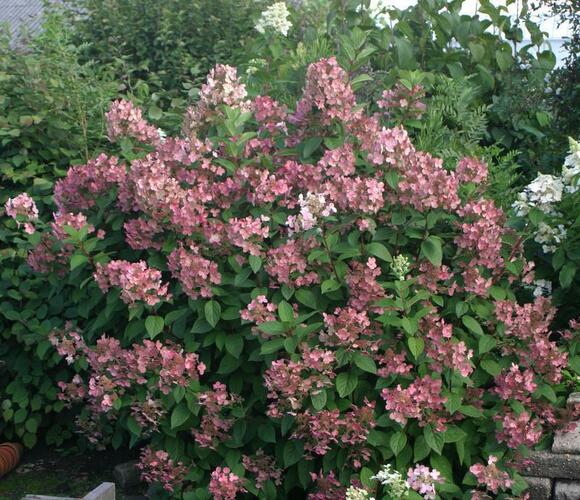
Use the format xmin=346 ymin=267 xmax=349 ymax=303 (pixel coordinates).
xmin=514 ymin=138 xmax=580 ymax=325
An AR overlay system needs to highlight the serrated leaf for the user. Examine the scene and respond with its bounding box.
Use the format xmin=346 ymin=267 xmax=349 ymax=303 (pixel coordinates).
xmin=421 ymin=236 xmax=442 ymax=266
xmin=145 ymin=316 xmax=164 ymax=339
xmin=424 ymin=425 xmax=444 ymax=454
xmin=204 ymin=300 xmax=221 ymax=328
xmin=70 ymin=254 xmax=88 ymax=271
xmin=336 ymin=372 xmax=358 ymax=398
xmin=249 ymin=255 xmax=262 ymax=273
xmin=366 ymin=242 xmax=392 ymax=262
xmin=478 ymin=335 xmax=496 ymax=354
xmin=171 ymin=403 xmax=190 ymax=429
xmin=408 ymin=337 xmax=424 ymax=358
xmin=311 ymin=390 xmax=327 ymax=411
xmin=390 ymin=432 xmax=407 ymax=455
xmin=462 ymin=315 xmax=483 ymax=335
xmin=225 ymin=335 xmax=244 ymax=358
xmin=278 ymin=300 xmax=294 ymax=322
xmin=481 ymin=358 xmax=501 ymax=376
xmin=296 ymin=289 xmax=317 ymax=309
xmin=283 ymin=440 xmax=304 ymax=467
xmin=353 ymin=353 xmax=377 ymax=374
xmin=260 ymin=338 xmax=285 ymax=355
xmin=321 ymin=279 xmax=341 ymax=294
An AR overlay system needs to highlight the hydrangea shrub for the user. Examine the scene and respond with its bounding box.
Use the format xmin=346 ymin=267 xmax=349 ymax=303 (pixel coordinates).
xmin=6 ymin=58 xmax=580 ymax=499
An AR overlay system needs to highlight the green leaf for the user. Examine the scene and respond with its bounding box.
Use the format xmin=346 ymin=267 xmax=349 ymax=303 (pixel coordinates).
xmin=70 ymin=254 xmax=88 ymax=271
xmin=296 ymin=289 xmax=317 ymax=309
xmin=360 ymin=467 xmax=374 ymax=488
xmin=424 ymin=425 xmax=444 ymax=454
xmin=249 ymin=255 xmax=262 ymax=273
xmin=481 ymin=358 xmax=501 ymax=376
xmin=171 ymin=403 xmax=190 ymax=429
xmin=353 ymin=353 xmax=377 ymax=374
xmin=283 ymin=440 xmax=304 ymax=467
xmin=430 ymin=454 xmax=453 ymax=481
xmin=260 ymin=338 xmax=285 ymax=355
xmin=421 ymin=236 xmax=442 ymax=266
xmin=145 ymin=316 xmax=164 ymax=339
xmin=560 ymin=263 xmax=577 ymax=288
xmin=148 ymin=104 xmax=163 ymax=120
xmin=321 ymin=279 xmax=341 ymax=294
xmin=302 ymin=137 xmax=322 ymax=159
xmin=205 ymin=300 xmax=221 ymax=328
xmin=311 ymin=390 xmax=327 ymax=411
xmin=257 ymin=321 xmax=286 ymax=335
xmin=408 ymin=337 xmax=424 ymax=358
xmin=278 ymin=300 xmax=294 ymax=322
xmin=225 ymin=335 xmax=244 ymax=358
xmin=126 ymin=416 xmax=141 ymax=436
xmin=366 ymin=242 xmax=392 ymax=262
xmin=534 ymin=384 xmax=557 ymax=403
xmin=478 ymin=335 xmax=496 ymax=354
xmin=443 ymin=426 xmax=466 ymax=443
xmin=336 ymin=372 xmax=358 ymax=398
xmin=390 ymin=432 xmax=407 ymax=455
xmin=469 ymin=42 xmax=485 ymax=62
xmin=495 ymin=48 xmax=513 ymax=71
xmin=462 ymin=315 xmax=483 ymax=335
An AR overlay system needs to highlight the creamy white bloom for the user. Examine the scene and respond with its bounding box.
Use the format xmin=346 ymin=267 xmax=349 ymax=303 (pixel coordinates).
xmin=529 ymin=279 xmax=552 ymax=298
xmin=534 ymin=222 xmax=567 ymax=253
xmin=371 ymin=464 xmax=410 ymax=497
xmin=391 ymin=254 xmax=410 ymax=281
xmin=563 ymin=138 xmax=580 ymax=193
xmin=512 ymin=173 xmax=564 ymax=216
xmin=287 ymin=192 xmax=336 ymax=234
xmin=255 ymin=2 xmax=292 ymax=36
xmin=345 ymin=486 xmax=375 ymax=500
xmin=356 ymin=0 xmax=394 ymax=29
xmin=157 ymin=128 xmax=167 ymax=143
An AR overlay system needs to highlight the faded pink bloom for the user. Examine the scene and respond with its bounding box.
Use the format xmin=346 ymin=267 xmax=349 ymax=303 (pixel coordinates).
xmin=106 ymin=99 xmax=161 ymax=145
xmin=167 ymin=244 xmax=221 ymax=300
xmin=4 ymin=193 xmax=38 ymax=233
xmin=407 ymin=465 xmax=443 ymax=500
xmin=137 ymin=447 xmax=188 ymax=493
xmin=209 ymin=467 xmax=246 ymax=500
xmin=94 ymin=260 xmax=170 ymax=306
xmin=456 ymin=157 xmax=488 ymax=185
xmin=242 ymin=450 xmax=282 ymax=490
xmin=470 ymin=456 xmax=513 ymax=494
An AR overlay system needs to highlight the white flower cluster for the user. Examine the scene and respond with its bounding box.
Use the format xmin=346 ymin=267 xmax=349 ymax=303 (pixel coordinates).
xmin=513 ymin=137 xmax=579 ymax=254
xmin=528 ymin=279 xmax=552 ymax=298
xmin=157 ymin=128 xmax=167 ymax=144
xmin=345 ymin=486 xmax=375 ymax=500
xmin=356 ymin=0 xmax=392 ymax=29
xmin=255 ymin=2 xmax=292 ymax=36
xmin=563 ymin=137 xmax=580 ymax=194
xmin=534 ymin=221 xmax=567 ymax=253
xmin=287 ymin=192 xmax=336 ymax=234
xmin=512 ymin=174 xmax=564 ymax=216
xmin=391 ymin=254 xmax=411 ymax=281
xmin=371 ymin=464 xmax=410 ymax=498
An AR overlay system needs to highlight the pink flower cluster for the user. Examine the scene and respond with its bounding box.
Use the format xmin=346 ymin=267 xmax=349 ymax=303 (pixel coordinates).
xmin=378 ymin=82 xmax=427 ymax=120
xmin=192 ymin=382 xmax=241 ymax=449
xmin=496 ymin=411 xmax=543 ymax=449
xmin=167 ymin=244 xmax=221 ymax=300
xmin=51 ymin=329 xmax=204 ymax=419
xmin=106 ymin=99 xmax=161 ymax=145
xmin=4 ymin=193 xmax=38 ymax=233
xmin=423 ymin=315 xmax=473 ymax=377
xmin=470 ymin=456 xmax=513 ymax=494
xmin=137 ymin=447 xmax=189 ymax=493
xmin=264 ymin=347 xmax=336 ymax=417
xmin=54 ymin=153 xmax=126 ymax=212
xmin=240 ymin=295 xmax=277 ymax=335
xmin=185 ymin=64 xmax=251 ymax=135
xmin=208 ymin=466 xmax=246 ymax=500
xmin=320 ymin=307 xmax=380 ymax=350
xmin=94 ymin=260 xmax=171 ymax=306
xmin=308 ymin=470 xmax=346 ymax=500
xmin=242 ymin=450 xmax=282 ymax=490
xmin=407 ymin=465 xmax=443 ymax=500
xmin=456 ymin=157 xmax=488 ymax=185
xmin=381 ymin=375 xmax=448 ymax=431
xmin=292 ymin=401 xmax=376 ymax=467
